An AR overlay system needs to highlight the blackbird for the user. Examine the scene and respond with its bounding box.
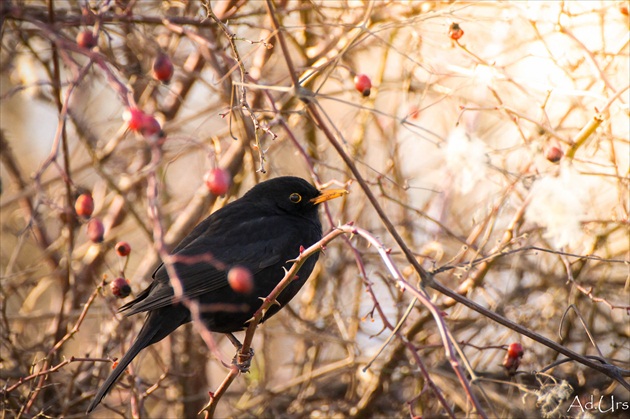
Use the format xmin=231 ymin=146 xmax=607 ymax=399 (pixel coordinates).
xmin=87 ymin=176 xmax=346 ymax=413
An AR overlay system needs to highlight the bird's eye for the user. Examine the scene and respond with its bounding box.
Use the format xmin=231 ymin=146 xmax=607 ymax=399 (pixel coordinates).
xmin=289 ymin=193 xmax=302 ymax=203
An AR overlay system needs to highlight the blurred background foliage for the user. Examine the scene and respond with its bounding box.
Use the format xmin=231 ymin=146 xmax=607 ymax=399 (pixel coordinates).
xmin=1 ymin=1 xmax=628 ymax=418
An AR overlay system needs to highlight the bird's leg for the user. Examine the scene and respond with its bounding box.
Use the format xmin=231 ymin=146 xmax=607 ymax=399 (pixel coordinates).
xmin=226 ymin=333 xmax=254 ymax=373
xmin=226 ymin=332 xmax=243 ymax=349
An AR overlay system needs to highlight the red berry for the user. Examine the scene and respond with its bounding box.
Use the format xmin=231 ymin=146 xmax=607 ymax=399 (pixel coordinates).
xmin=75 ymin=192 xmax=94 ymax=218
xmin=123 ymin=108 xmax=162 ymax=138
xmin=620 ymin=3 xmax=629 ymax=16
xmin=503 ymin=342 xmax=524 ymax=374
xmin=408 ymin=105 xmax=420 ymax=120
xmin=152 ymin=53 xmax=174 ymax=83
xmin=204 ymin=168 xmax=231 ymax=196
xmin=87 ymin=218 xmax=105 ymax=243
xmin=115 ymin=241 xmax=131 ymax=257
xmin=545 ymin=145 xmax=564 ymax=163
xmin=354 ymin=74 xmax=372 ymax=97
xmin=449 ymin=23 xmax=464 ymax=41
xmin=76 ymin=30 xmax=97 ymax=49
xmin=123 ymin=108 xmax=145 ymax=131
xmin=227 ymin=266 xmax=254 ymax=294
xmin=507 ymin=342 xmax=524 ymax=358
xmin=110 ymin=277 xmax=131 ymax=298
xmin=139 ymin=114 xmax=162 ymax=138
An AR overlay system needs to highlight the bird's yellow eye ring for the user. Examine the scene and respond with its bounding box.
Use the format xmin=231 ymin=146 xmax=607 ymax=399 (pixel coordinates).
xmin=289 ymin=193 xmax=302 ymax=203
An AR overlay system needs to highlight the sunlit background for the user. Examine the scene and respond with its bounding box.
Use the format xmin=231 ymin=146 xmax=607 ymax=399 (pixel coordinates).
xmin=1 ymin=1 xmax=628 ymax=417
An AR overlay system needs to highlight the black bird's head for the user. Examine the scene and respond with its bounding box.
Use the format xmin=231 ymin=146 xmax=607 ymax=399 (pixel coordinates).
xmin=243 ymin=176 xmax=347 ymax=217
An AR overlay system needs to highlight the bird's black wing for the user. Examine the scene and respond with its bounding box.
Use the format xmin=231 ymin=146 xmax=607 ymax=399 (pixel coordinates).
xmin=120 ymin=215 xmax=291 ymax=316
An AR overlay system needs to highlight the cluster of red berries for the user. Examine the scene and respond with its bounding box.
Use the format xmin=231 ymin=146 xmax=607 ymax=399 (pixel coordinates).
xmin=75 ymin=192 xmax=133 ymax=298
xmin=75 ymin=193 xmax=104 ymax=243
xmin=76 ymin=30 xmax=172 ymax=141
xmin=203 ymin=170 xmax=250 ymax=293
xmin=121 ymin=52 xmax=177 ymax=139
xmin=77 ymin=28 xmax=175 ymax=84
xmin=110 ymin=241 xmax=132 ymax=298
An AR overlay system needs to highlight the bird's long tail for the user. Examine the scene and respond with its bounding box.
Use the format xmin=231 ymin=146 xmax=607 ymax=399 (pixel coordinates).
xmin=86 ymin=309 xmax=175 ymax=413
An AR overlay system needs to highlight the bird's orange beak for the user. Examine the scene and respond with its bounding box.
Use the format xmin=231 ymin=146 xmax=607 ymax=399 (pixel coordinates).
xmin=310 ymin=188 xmax=348 ymax=204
